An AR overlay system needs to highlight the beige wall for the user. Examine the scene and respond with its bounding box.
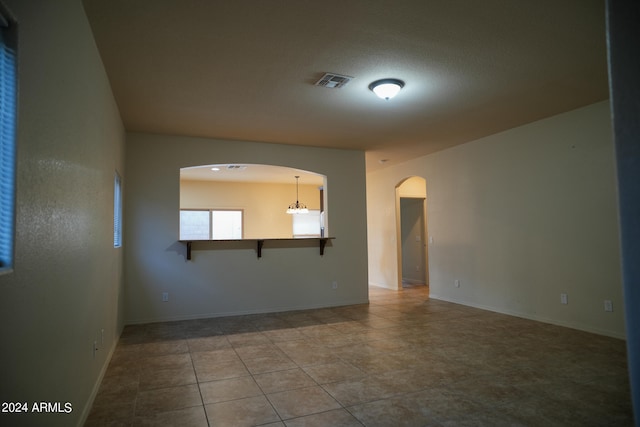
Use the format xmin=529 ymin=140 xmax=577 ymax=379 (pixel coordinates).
xmin=367 ymin=101 xmax=625 ymax=338
xmin=0 ymin=1 xmax=126 ymax=426
xmin=125 ymin=133 xmax=368 ymax=324
xmin=181 ymin=180 xmax=321 ymax=238
xmin=398 ymin=176 xmax=427 ymax=198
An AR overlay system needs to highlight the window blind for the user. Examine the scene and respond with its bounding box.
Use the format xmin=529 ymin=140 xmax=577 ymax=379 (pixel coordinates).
xmin=0 ymin=13 xmax=16 ymax=270
xmin=113 ymin=172 xmax=122 ymax=247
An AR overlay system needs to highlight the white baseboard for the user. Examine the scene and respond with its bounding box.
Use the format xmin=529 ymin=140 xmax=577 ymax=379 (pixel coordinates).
xmin=77 ymin=338 xmax=119 ymax=427
xmin=429 ymin=293 xmax=626 ymax=340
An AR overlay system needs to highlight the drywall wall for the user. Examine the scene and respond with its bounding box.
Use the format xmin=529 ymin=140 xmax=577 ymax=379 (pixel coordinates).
xmin=367 ymin=101 xmax=625 ymax=338
xmin=125 ymin=133 xmax=368 ymax=324
xmin=0 ymin=1 xmax=126 ymax=426
xmin=181 ymin=180 xmax=321 ymax=238
xmin=398 ymin=176 xmax=427 ymax=198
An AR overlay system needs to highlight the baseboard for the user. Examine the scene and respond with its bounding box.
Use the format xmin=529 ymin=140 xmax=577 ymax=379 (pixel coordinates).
xmin=368 ymin=281 xmax=397 ymax=290
xmin=401 ymin=278 xmax=424 ymax=285
xmin=429 ymin=293 xmax=626 ymax=340
xmin=76 ymin=336 xmax=119 ymax=427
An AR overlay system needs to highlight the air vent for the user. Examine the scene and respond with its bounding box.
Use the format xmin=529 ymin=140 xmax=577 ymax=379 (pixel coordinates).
xmin=226 ymin=165 xmax=246 ymax=170
xmin=315 ymin=73 xmax=353 ymax=89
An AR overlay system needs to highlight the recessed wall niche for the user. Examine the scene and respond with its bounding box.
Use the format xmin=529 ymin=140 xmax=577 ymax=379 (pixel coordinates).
xmin=180 ymin=164 xmax=328 ymax=240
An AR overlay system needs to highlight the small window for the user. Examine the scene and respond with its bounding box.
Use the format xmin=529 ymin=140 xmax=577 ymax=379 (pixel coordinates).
xmin=293 ymin=209 xmax=321 ymax=238
xmin=211 ymin=210 xmax=242 ymax=239
xmin=0 ymin=9 xmax=17 ymax=271
xmin=114 ymin=172 xmax=122 ymax=247
xmin=179 ymin=210 xmax=209 ymax=240
xmin=180 ymin=209 xmax=243 ymax=240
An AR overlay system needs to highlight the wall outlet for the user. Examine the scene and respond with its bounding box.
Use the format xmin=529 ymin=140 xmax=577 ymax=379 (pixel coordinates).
xmin=332 ymin=281 xmax=338 ymax=289
xmin=454 ymin=279 xmax=460 ymax=288
xmin=560 ymin=293 xmax=568 ymax=305
xmin=604 ymin=300 xmax=613 ymax=312
xmin=162 ymin=292 xmax=169 ymax=302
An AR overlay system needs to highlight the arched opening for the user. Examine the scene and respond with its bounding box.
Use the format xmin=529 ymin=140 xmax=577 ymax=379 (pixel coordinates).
xmin=395 ymin=176 xmax=428 ymax=290
xmin=180 ymin=164 xmax=327 ymax=239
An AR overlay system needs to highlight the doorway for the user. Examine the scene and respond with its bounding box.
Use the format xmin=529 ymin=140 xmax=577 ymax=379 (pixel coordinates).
xmin=395 ymin=177 xmax=428 ymax=290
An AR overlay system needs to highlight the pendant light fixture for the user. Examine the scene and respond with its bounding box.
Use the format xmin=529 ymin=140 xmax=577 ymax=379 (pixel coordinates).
xmin=286 ymin=176 xmax=309 ymax=214
xmin=368 ymin=78 xmax=405 ymax=100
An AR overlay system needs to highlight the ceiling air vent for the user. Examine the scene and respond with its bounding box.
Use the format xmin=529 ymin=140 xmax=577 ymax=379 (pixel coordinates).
xmin=226 ymin=165 xmax=246 ymax=170
xmin=315 ymin=73 xmax=353 ymax=89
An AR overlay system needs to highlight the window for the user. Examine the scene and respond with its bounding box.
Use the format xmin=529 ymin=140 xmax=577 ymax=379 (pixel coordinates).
xmin=293 ymin=209 xmax=322 ymax=238
xmin=114 ymin=172 xmax=122 ymax=247
xmin=180 ymin=209 xmax=243 ymax=240
xmin=0 ymin=8 xmax=17 ymax=271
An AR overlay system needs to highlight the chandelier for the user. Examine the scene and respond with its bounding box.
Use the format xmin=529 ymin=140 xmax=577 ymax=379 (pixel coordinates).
xmin=286 ymin=176 xmax=309 ymax=214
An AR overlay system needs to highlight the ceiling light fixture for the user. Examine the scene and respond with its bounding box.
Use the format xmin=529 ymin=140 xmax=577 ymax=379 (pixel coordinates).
xmin=286 ymin=176 xmax=309 ymax=214
xmin=368 ymin=78 xmax=404 ymax=100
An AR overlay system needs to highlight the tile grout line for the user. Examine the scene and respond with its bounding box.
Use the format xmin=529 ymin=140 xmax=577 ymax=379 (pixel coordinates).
xmin=188 ymin=341 xmax=211 ymax=427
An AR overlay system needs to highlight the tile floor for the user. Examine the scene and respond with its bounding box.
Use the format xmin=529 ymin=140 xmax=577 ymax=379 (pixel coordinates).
xmin=85 ymin=285 xmax=634 ymax=426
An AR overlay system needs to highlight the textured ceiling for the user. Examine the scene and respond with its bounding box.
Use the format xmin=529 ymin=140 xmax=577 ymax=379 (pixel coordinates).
xmin=83 ymin=0 xmax=609 ymax=171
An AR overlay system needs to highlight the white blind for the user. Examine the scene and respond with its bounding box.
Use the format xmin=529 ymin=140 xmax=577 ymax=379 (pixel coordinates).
xmin=113 ymin=172 xmax=122 ymax=247
xmin=0 ymin=16 xmax=16 ymax=270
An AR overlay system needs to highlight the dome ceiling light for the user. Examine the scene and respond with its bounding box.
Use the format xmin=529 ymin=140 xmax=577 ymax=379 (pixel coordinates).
xmin=368 ymin=78 xmax=405 ymax=100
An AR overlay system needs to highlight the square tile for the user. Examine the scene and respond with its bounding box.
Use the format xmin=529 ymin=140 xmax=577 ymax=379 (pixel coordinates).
xmin=321 ymin=377 xmax=396 ymax=407
xmin=205 ymin=395 xmax=280 ymax=426
xmin=139 ymin=366 xmax=197 ymax=391
xmin=191 ymin=348 xmax=240 ymax=364
xmin=302 ymin=361 xmax=365 ymax=384
xmin=138 ymin=340 xmax=189 ymax=356
xmin=199 ymin=376 xmax=263 ymax=404
xmin=243 ymin=354 xmax=297 ymax=375
xmin=135 ymin=384 xmax=202 ymax=416
xmin=193 ymin=358 xmax=249 ymax=382
xmin=348 ymin=394 xmax=441 ymax=427
xmin=234 ymin=343 xmax=284 ymax=361
xmin=227 ymin=331 xmax=271 ymax=347
xmin=132 ymin=405 xmax=208 ymax=426
xmin=267 ymin=386 xmax=341 ymax=420
xmin=254 ymin=368 xmax=317 ymax=394
xmin=139 ymin=353 xmax=193 ymax=373
xmin=283 ymin=408 xmax=362 ymax=427
xmin=187 ymin=336 xmax=230 ymax=352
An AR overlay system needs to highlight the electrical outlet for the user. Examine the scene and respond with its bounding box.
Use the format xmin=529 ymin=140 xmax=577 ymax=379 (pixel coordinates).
xmin=454 ymin=279 xmax=460 ymax=288
xmin=560 ymin=293 xmax=568 ymax=305
xmin=162 ymin=292 xmax=169 ymax=302
xmin=332 ymin=281 xmax=338 ymax=289
xmin=604 ymin=300 xmax=613 ymax=312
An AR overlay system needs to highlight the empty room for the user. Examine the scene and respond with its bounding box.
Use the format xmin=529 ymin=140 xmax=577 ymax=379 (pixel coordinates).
xmin=0 ymin=1 xmax=637 ymax=426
